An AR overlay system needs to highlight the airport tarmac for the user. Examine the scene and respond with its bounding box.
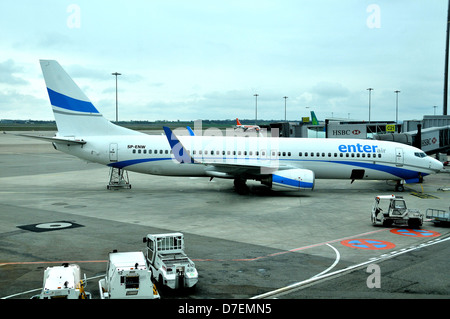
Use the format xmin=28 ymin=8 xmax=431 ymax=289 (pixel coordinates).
xmin=1 ymin=131 xmax=449 ymax=301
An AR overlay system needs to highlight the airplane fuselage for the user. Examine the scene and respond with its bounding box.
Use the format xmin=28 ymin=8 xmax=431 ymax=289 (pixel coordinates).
xmin=53 ymin=133 xmax=441 ymax=183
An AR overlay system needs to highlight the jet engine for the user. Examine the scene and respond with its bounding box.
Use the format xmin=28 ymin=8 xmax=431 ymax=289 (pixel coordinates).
xmin=261 ymin=168 xmax=315 ymax=191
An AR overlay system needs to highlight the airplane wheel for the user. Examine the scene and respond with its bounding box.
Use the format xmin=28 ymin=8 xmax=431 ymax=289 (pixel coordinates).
xmin=234 ymin=178 xmax=249 ymax=195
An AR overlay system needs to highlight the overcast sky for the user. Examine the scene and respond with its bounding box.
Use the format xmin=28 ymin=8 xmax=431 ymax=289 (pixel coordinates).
xmin=0 ymin=1 xmax=448 ymax=123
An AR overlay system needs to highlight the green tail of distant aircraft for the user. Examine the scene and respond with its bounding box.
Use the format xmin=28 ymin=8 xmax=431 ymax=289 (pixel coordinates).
xmin=310 ymin=111 xmax=319 ymax=125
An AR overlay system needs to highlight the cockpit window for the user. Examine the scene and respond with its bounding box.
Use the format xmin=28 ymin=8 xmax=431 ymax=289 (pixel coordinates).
xmin=414 ymin=152 xmax=426 ymax=158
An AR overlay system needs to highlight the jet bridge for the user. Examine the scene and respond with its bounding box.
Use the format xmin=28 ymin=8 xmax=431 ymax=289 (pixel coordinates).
xmin=374 ymin=125 xmax=450 ymax=156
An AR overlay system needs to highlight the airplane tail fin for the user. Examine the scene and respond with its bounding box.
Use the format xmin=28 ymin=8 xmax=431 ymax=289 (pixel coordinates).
xmin=310 ymin=111 xmax=319 ymax=125
xmin=39 ymin=60 xmax=141 ymax=137
xmin=236 ymin=118 xmax=242 ymax=126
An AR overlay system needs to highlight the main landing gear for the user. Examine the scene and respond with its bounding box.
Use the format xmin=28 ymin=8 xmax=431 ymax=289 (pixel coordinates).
xmin=234 ymin=177 xmax=249 ymax=195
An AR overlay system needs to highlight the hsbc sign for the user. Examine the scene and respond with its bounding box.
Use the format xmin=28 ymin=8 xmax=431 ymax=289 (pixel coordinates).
xmin=328 ymin=124 xmax=367 ymax=139
xmin=421 ymin=131 xmax=440 ymax=152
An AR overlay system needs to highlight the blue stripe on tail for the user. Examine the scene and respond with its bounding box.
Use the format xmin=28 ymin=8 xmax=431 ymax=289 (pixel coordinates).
xmin=47 ymin=88 xmax=99 ymax=114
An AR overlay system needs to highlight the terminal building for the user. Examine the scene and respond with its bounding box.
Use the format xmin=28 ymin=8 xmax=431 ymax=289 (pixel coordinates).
xmin=265 ymin=115 xmax=450 ymax=158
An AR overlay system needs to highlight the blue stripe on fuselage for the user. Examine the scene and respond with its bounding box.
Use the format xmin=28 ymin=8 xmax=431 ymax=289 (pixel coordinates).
xmin=291 ymin=159 xmax=427 ymax=180
xmin=107 ymin=158 xmax=172 ymax=169
xmin=47 ymin=88 xmax=99 ymax=113
xmin=108 ymin=157 xmax=426 ymax=182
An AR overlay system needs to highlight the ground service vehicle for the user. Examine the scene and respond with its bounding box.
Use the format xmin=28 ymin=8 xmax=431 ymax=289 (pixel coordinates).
xmin=426 ymin=207 xmax=450 ymax=225
xmin=31 ymin=263 xmax=91 ymax=299
xmin=143 ymin=233 xmax=198 ymax=289
xmin=371 ymin=195 xmax=423 ymax=228
xmin=98 ymin=250 xmax=160 ymax=299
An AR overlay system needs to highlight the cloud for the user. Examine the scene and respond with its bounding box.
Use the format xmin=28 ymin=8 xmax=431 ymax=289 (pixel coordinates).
xmin=0 ymin=59 xmax=29 ymax=85
xmin=0 ymin=1 xmax=447 ymax=123
xmin=311 ymin=82 xmax=350 ymax=99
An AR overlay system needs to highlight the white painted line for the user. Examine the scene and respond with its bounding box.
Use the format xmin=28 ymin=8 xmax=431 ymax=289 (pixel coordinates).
xmin=251 ymin=235 xmax=450 ymax=299
xmin=311 ymin=244 xmax=340 ymax=279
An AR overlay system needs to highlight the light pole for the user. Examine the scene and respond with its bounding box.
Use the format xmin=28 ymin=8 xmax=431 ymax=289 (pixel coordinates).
xmin=367 ymin=88 xmax=373 ymax=122
xmin=254 ymin=94 xmax=259 ymax=125
xmin=283 ymin=96 xmax=288 ymax=121
xmin=112 ymin=72 xmax=121 ymax=123
xmin=394 ymin=90 xmax=400 ymax=123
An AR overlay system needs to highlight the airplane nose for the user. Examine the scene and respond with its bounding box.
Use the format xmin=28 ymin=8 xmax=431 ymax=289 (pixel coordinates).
xmin=432 ymin=159 xmax=444 ymax=172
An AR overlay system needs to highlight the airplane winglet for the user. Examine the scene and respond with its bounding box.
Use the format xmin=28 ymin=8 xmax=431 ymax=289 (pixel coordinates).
xmin=163 ymin=126 xmax=196 ymax=164
xmin=186 ymin=126 xmax=195 ymax=136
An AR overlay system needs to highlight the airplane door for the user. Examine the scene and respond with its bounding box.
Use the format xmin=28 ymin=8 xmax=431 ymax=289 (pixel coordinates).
xmin=109 ymin=143 xmax=118 ymax=162
xmin=395 ymin=148 xmax=404 ymax=166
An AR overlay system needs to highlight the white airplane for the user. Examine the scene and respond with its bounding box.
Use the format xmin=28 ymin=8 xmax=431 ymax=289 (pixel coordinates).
xmin=28 ymin=60 xmax=443 ymax=194
xmin=235 ymin=118 xmax=261 ymax=133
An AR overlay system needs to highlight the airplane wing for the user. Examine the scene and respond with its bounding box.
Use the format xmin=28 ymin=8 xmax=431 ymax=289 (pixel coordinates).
xmin=163 ymin=126 xmax=292 ymax=177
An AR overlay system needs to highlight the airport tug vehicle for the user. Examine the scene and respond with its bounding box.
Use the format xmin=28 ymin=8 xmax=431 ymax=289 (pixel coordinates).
xmin=371 ymin=195 xmax=423 ymax=228
xmin=31 ymin=263 xmax=91 ymax=299
xmin=143 ymin=233 xmax=198 ymax=289
xmin=98 ymin=250 xmax=160 ymax=299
